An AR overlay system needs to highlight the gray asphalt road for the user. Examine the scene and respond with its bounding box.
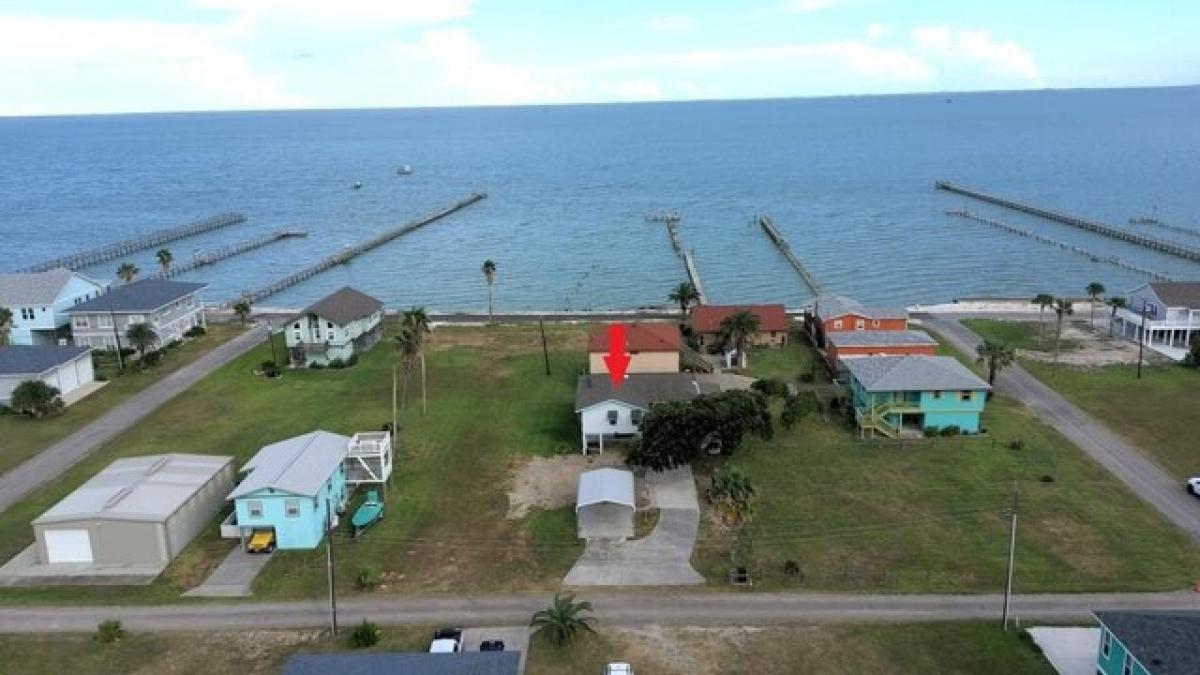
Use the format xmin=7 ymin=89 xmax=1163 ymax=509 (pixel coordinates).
xmin=0 ymin=326 xmax=264 ymax=512
xmin=919 ymin=314 xmax=1200 ymax=542
xmin=0 ymin=591 xmax=1197 ymax=633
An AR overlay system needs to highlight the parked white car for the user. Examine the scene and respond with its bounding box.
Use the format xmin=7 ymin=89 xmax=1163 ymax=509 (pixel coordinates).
xmin=605 ymin=664 xmax=634 ymax=675
xmin=1187 ymin=477 xmax=1200 ymax=498
xmin=429 ymin=627 xmax=463 ymax=653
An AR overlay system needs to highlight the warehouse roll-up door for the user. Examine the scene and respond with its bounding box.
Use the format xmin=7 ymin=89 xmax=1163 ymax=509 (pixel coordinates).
xmin=44 ymin=529 xmax=93 ymax=563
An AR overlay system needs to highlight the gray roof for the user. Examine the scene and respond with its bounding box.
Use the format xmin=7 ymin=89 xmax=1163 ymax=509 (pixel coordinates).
xmin=1095 ymin=611 xmax=1200 ymax=675
xmin=282 ymin=652 xmax=521 ymax=675
xmin=0 ymin=268 xmax=104 ymax=306
xmin=0 ymin=345 xmax=91 ymax=376
xmin=813 ymin=293 xmax=906 ymax=321
xmin=300 ymin=287 xmax=384 ymax=325
xmin=826 ymin=330 xmax=937 ymax=347
xmin=577 ymin=467 xmax=635 ymax=511
xmin=67 ymin=279 xmax=207 ymax=314
xmin=843 ymin=355 xmax=990 ymax=392
xmin=1148 ymin=282 xmax=1200 ymax=308
xmin=228 ymin=430 xmax=349 ymax=500
xmin=574 ymin=373 xmax=720 ymax=411
xmin=33 ymin=454 xmax=234 ymax=524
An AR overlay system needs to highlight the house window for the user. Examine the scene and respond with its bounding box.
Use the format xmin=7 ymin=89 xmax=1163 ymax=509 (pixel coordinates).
xmin=872 ymin=319 xmax=880 ymax=327
xmin=932 ymin=391 xmax=942 ymax=400
xmin=73 ymin=316 xmax=89 ymax=329
xmin=128 ymin=314 xmax=145 ymax=324
xmin=285 ymin=499 xmax=301 ymax=518
xmin=631 ymin=410 xmax=643 ymax=426
xmin=1100 ymin=630 xmax=1111 ymax=657
xmin=20 ymin=308 xmax=34 ymax=320
xmin=248 ymin=500 xmax=264 ymax=518
xmin=833 ymin=319 xmax=844 ymax=330
xmin=293 ymin=322 xmax=300 ymax=329
xmin=1122 ymin=653 xmax=1133 ymax=675
xmin=98 ymin=314 xmax=113 ymax=328
xmin=607 ymin=410 xmax=619 ymax=425
xmin=960 ymin=391 xmax=973 ymax=402
xmin=76 ymin=337 xmax=90 ymax=347
xmin=855 ymin=319 xmax=865 ymax=330
xmin=327 ymin=322 xmax=333 ymax=329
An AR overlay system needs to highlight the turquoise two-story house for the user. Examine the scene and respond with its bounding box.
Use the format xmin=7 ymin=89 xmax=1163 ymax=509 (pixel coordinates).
xmin=227 ymin=430 xmax=349 ymax=550
xmin=0 ymin=268 xmax=107 ymax=345
xmin=1094 ymin=610 xmax=1200 ymax=675
xmin=843 ymin=355 xmax=990 ymax=438
xmin=284 ymin=287 xmax=384 ymax=368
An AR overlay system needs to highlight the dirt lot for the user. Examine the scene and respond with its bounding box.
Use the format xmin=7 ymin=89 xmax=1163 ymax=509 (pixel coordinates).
xmin=507 ymin=453 xmax=631 ymax=519
xmin=1017 ymin=320 xmax=1161 ymax=366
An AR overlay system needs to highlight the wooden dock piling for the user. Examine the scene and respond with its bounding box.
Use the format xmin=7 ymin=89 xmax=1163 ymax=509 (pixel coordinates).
xmin=935 ymin=181 xmax=1200 ymax=263
xmin=647 ymin=211 xmax=708 ymax=304
xmin=160 ymin=230 xmax=307 ymax=279
xmin=21 ymin=212 xmax=247 ymax=273
xmin=226 ymin=193 xmax=486 ymax=307
xmin=757 ymin=215 xmax=821 ymax=294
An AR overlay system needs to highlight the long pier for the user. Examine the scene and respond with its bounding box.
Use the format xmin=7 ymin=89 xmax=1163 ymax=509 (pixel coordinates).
xmin=647 ymin=212 xmax=708 ymax=304
xmin=21 ymin=212 xmax=247 ymax=273
xmin=1135 ymin=218 xmax=1200 ymax=240
xmin=681 ymin=250 xmax=708 ymax=305
xmin=935 ymin=181 xmax=1200 ymax=263
xmin=945 ymin=209 xmax=1172 ymax=281
xmin=227 ymin=193 xmax=486 ymax=307
xmin=160 ymin=230 xmax=307 ymax=279
xmin=757 ymin=215 xmax=821 ymax=294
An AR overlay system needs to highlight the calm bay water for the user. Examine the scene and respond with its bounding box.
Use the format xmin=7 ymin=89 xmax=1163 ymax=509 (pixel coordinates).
xmin=1 ymin=87 xmax=1198 ymax=311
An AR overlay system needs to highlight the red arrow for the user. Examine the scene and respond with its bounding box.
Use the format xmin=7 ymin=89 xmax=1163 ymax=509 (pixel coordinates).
xmin=603 ymin=323 xmax=631 ymax=389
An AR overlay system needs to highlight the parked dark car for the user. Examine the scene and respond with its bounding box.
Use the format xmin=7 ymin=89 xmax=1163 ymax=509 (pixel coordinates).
xmin=480 ymin=640 xmax=505 ymax=652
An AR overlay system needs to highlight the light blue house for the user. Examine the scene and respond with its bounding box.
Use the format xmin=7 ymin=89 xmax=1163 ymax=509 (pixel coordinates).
xmin=0 ymin=268 xmax=107 ymax=345
xmin=1094 ymin=610 xmax=1200 ymax=675
xmin=227 ymin=430 xmax=349 ymax=550
xmin=843 ymin=355 xmax=990 ymax=438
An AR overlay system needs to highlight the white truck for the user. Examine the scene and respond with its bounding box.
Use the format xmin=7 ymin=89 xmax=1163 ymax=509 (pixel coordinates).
xmin=605 ymin=664 xmax=634 ymax=675
xmin=1187 ymin=477 xmax=1200 ymax=498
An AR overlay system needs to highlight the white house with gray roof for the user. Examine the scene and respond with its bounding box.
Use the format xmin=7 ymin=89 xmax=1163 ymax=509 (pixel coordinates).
xmin=30 ymin=454 xmax=234 ymax=568
xmin=0 ymin=345 xmax=96 ymax=407
xmin=226 ymin=430 xmax=349 ymax=550
xmin=574 ymin=373 xmax=720 ymax=453
xmin=285 ymin=286 xmax=384 ymax=367
xmin=0 ymin=268 xmax=108 ymax=346
xmin=66 ymin=279 xmax=207 ymax=351
xmin=1112 ymin=282 xmax=1200 ymax=360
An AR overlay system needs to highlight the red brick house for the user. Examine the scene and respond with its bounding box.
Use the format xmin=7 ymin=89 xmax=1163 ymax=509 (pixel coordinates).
xmin=690 ymin=304 xmax=790 ymax=350
xmin=825 ymin=329 xmax=939 ymax=370
xmin=810 ymin=294 xmax=908 ymax=347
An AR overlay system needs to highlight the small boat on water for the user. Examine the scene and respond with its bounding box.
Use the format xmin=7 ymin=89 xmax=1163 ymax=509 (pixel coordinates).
xmin=351 ymin=489 xmax=384 ymax=537
xmin=396 ymin=165 xmax=413 ymax=175
xmin=352 ymin=181 xmax=363 ymax=190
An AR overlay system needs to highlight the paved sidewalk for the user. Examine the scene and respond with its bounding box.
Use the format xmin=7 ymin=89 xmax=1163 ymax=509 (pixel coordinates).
xmin=0 ymin=326 xmax=262 ymax=513
xmin=920 ymin=314 xmax=1200 ymax=542
xmin=183 ymin=545 xmax=272 ymax=598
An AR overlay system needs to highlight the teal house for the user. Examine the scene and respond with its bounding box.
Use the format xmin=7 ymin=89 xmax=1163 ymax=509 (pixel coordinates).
xmin=227 ymin=430 xmax=349 ymax=550
xmin=1094 ymin=611 xmax=1200 ymax=675
xmin=843 ymin=355 xmax=990 ymax=438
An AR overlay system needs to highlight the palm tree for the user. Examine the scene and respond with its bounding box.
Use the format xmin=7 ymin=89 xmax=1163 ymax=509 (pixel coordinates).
xmin=402 ymin=307 xmax=432 ymax=414
xmin=116 ymin=262 xmax=139 ymax=284
xmin=1085 ymin=282 xmax=1106 ymax=328
xmin=718 ymin=310 xmax=760 ymax=369
xmin=1031 ymin=293 xmax=1053 ymax=347
xmin=0 ymin=307 xmax=12 ymax=346
xmin=481 ymin=259 xmax=497 ymax=325
xmin=667 ymin=281 xmax=700 ymax=316
xmin=1052 ymin=298 xmax=1074 ymax=368
xmin=1105 ymin=296 xmax=1127 ymax=337
xmin=393 ymin=326 xmax=420 ymax=409
xmin=529 ymin=593 xmax=596 ymax=647
xmin=975 ymin=340 xmax=1016 ymax=388
xmin=156 ymin=248 xmax=174 ymax=276
xmin=232 ymin=299 xmax=252 ymax=325
xmin=125 ymin=322 xmax=158 ymax=363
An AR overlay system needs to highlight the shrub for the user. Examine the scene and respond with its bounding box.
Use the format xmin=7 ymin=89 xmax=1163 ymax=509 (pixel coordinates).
xmin=165 ymin=339 xmax=183 ymax=350
xmin=10 ymin=380 xmax=64 ymax=419
xmin=1185 ymin=342 xmax=1200 ymax=368
xmin=260 ymin=360 xmax=280 ymax=378
xmin=783 ymin=560 xmax=801 ymax=576
xmin=1008 ymin=439 xmax=1026 ymax=451
xmin=328 ymin=358 xmax=346 ymax=369
xmin=349 ymin=619 xmax=380 ymax=648
xmin=183 ymin=325 xmax=207 ymax=338
xmin=140 ymin=350 xmax=163 ymax=367
xmin=95 ymin=619 xmax=125 ymax=644
xmin=798 ymin=372 xmax=814 ymax=383
xmin=923 ymin=425 xmax=939 ymax=437
xmin=780 ymin=394 xmax=815 ymax=429
xmin=347 ymin=353 xmax=359 ymax=367
xmin=939 ymin=425 xmax=961 ymax=437
xmin=751 ymin=378 xmax=789 ymax=399
xmin=355 ymin=566 xmax=380 ymax=590
xmin=1039 ymin=474 xmax=1055 ymax=483
xmin=309 ymin=361 xmax=326 ymax=370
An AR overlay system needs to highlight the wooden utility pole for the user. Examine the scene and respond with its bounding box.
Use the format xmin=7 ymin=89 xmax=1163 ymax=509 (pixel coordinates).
xmin=391 ymin=362 xmax=398 ymax=438
xmin=539 ymin=317 xmax=551 ymax=376
xmin=1136 ymin=306 xmax=1149 ymax=379
xmin=326 ymin=499 xmax=338 ymax=636
xmin=1001 ymin=481 xmax=1020 ymax=630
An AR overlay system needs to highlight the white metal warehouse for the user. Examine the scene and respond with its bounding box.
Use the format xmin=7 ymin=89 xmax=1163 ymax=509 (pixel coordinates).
xmin=32 ymin=454 xmax=235 ymax=566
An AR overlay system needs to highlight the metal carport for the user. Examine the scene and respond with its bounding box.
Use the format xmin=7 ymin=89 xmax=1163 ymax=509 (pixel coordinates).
xmin=576 ymin=467 xmax=635 ymax=539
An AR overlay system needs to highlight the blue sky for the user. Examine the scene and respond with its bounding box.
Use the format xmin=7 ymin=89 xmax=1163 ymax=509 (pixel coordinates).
xmin=1 ymin=0 xmax=1196 ymax=115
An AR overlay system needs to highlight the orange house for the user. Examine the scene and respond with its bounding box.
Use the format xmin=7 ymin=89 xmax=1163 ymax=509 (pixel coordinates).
xmin=587 ymin=323 xmax=681 ymax=374
xmin=690 ymin=304 xmax=790 ymax=350
xmin=825 ymin=330 xmax=939 ymax=370
xmin=811 ymin=294 xmax=908 ymax=347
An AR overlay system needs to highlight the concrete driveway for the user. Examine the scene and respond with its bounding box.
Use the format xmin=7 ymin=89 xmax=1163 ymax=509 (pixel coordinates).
xmin=462 ymin=626 xmax=530 ymax=674
xmin=183 ymin=545 xmax=272 ymax=598
xmin=564 ymin=466 xmax=705 ymax=586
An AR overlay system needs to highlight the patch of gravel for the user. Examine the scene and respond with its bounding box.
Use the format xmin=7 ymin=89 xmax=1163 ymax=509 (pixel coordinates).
xmin=506 ymin=453 xmax=625 ymax=519
xmin=1021 ymin=319 xmax=1165 ymax=367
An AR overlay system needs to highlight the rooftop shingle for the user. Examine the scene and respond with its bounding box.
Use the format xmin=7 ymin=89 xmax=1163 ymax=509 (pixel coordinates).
xmin=67 ymin=279 xmax=206 ymax=313
xmin=844 ymin=355 xmax=990 ymax=392
xmin=299 ymin=287 xmax=384 ymax=325
xmin=0 ymin=345 xmax=91 ymax=376
xmin=0 ymin=268 xmax=104 ymax=306
xmin=575 ymin=372 xmax=719 ymax=410
xmin=1095 ymin=611 xmax=1200 ymax=675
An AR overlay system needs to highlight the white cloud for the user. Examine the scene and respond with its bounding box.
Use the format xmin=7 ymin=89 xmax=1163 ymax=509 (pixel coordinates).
xmin=866 ymin=22 xmax=889 ymax=40
xmin=782 ymin=0 xmax=840 ymax=14
xmin=598 ymin=79 xmax=664 ymax=100
xmin=193 ymin=0 xmax=475 ymax=29
xmin=912 ymin=25 xmax=1041 ymax=81
xmin=643 ymin=15 xmax=698 ymax=33
xmin=0 ymin=15 xmax=303 ymax=115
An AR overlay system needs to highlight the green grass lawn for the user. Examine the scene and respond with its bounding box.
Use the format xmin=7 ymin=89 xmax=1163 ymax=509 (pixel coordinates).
xmin=0 ymin=322 xmax=244 ymax=475
xmin=743 ymin=337 xmax=820 ymax=382
xmin=1022 ymin=360 xmax=1200 ymax=480
xmin=527 ymin=623 xmax=1053 ymax=675
xmin=962 ymin=318 xmax=1077 ymax=352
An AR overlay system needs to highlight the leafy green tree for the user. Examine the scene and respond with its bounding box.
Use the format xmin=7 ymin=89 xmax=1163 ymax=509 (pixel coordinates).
xmin=668 ymin=281 xmax=700 ymax=315
xmin=629 ymin=390 xmax=772 ymax=471
xmin=750 ymin=377 xmax=789 ymax=399
xmin=482 ymin=259 xmax=497 ymax=325
xmin=232 ymin=299 xmax=252 ymax=325
xmin=780 ymin=393 xmax=815 ymax=429
xmin=1052 ymin=298 xmax=1074 ymax=368
xmin=974 ymin=339 xmax=1016 ymax=387
xmin=125 ymin=322 xmax=159 ymax=363
xmin=349 ymin=619 xmax=381 ymax=648
xmin=94 ymin=619 xmax=125 ymax=645
xmin=530 ymin=593 xmax=596 ymax=647
xmin=1085 ymin=282 xmax=1106 ymax=328
xmin=1184 ymin=341 xmax=1200 ymax=369
xmin=156 ymin=248 xmax=174 ymax=276
xmin=402 ymin=307 xmax=432 ymax=414
xmin=1106 ymin=296 xmax=1127 ymax=337
xmin=116 ymin=262 xmax=139 ymax=284
xmin=0 ymin=307 xmax=11 ymax=346
xmin=719 ymin=310 xmax=761 ymax=369
xmin=10 ymin=380 xmax=64 ymax=418
xmin=1031 ymin=293 xmax=1054 ymax=345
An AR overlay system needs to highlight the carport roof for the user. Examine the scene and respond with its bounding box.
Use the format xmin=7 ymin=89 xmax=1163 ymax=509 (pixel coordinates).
xmin=33 ymin=454 xmax=234 ymax=524
xmin=282 ymin=652 xmax=521 ymax=675
xmin=577 ymin=467 xmax=636 ymax=511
